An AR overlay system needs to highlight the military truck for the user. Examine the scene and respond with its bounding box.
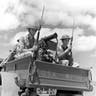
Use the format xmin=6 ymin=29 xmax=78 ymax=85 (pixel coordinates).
xmin=3 ymin=55 xmax=92 ymax=96
xmin=2 ymin=34 xmax=92 ymax=96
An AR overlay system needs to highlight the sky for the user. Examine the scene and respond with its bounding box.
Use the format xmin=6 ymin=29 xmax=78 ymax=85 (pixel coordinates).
xmin=0 ymin=0 xmax=96 ymax=81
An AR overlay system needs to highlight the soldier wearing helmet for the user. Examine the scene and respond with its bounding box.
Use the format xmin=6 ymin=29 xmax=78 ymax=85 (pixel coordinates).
xmin=57 ymin=35 xmax=73 ymax=66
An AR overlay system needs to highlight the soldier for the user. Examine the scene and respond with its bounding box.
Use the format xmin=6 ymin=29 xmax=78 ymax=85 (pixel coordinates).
xmin=25 ymin=27 xmax=38 ymax=49
xmin=14 ymin=27 xmax=38 ymax=59
xmin=57 ymin=35 xmax=73 ymax=66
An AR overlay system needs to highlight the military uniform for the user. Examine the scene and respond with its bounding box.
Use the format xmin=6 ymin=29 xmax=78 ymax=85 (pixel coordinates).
xmin=15 ymin=27 xmax=38 ymax=59
xmin=25 ymin=27 xmax=38 ymax=49
xmin=57 ymin=35 xmax=73 ymax=66
xmin=15 ymin=37 xmax=26 ymax=54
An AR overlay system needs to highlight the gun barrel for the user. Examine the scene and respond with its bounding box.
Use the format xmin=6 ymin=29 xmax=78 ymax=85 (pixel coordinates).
xmin=43 ymin=33 xmax=58 ymax=42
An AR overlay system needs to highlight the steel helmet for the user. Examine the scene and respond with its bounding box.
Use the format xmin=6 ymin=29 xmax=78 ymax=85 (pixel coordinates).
xmin=60 ymin=35 xmax=70 ymax=40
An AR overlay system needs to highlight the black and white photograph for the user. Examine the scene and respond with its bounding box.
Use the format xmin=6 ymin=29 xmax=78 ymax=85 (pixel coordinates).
xmin=0 ymin=0 xmax=96 ymax=96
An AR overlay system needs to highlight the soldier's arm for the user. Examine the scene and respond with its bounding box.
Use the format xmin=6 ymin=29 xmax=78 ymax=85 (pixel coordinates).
xmin=58 ymin=46 xmax=71 ymax=60
xmin=21 ymin=48 xmax=33 ymax=52
xmin=22 ymin=45 xmax=38 ymax=52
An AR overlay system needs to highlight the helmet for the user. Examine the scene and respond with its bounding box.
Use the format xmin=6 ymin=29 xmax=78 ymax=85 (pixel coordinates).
xmin=60 ymin=35 xmax=70 ymax=40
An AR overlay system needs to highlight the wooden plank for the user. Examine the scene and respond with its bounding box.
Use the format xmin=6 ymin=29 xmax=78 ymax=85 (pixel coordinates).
xmin=6 ymin=56 xmax=32 ymax=71
xmin=5 ymin=56 xmax=92 ymax=91
xmin=35 ymin=60 xmax=91 ymax=91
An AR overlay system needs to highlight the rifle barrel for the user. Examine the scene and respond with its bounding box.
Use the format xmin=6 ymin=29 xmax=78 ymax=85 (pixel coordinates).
xmin=36 ymin=5 xmax=45 ymax=43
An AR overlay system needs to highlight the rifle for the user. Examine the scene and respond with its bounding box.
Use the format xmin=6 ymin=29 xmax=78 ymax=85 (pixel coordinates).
xmin=70 ymin=18 xmax=75 ymax=49
xmin=68 ymin=18 xmax=75 ymax=66
xmin=32 ymin=6 xmax=45 ymax=59
xmin=28 ymin=6 xmax=45 ymax=83
xmin=0 ymin=46 xmax=17 ymax=69
xmin=35 ymin=5 xmax=45 ymax=45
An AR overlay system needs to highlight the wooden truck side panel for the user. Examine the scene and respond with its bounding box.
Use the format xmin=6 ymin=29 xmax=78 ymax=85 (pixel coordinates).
xmin=5 ymin=56 xmax=92 ymax=92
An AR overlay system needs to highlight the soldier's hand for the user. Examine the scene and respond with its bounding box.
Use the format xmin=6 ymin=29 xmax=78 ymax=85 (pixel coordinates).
xmin=31 ymin=45 xmax=38 ymax=51
xmin=67 ymin=44 xmax=72 ymax=51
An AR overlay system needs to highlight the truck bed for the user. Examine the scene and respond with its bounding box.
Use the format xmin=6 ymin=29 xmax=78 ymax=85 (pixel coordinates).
xmin=5 ymin=56 xmax=92 ymax=92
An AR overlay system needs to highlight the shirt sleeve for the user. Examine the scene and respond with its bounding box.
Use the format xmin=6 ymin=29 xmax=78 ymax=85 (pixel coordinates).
xmin=16 ymin=42 xmax=25 ymax=54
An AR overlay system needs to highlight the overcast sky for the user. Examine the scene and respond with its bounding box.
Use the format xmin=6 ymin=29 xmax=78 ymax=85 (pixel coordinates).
xmin=0 ymin=0 xmax=96 ymax=81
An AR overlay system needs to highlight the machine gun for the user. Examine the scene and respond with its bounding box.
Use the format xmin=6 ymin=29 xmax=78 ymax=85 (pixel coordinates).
xmin=38 ymin=33 xmax=58 ymax=50
xmin=37 ymin=33 xmax=58 ymax=63
xmin=42 ymin=33 xmax=57 ymax=42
